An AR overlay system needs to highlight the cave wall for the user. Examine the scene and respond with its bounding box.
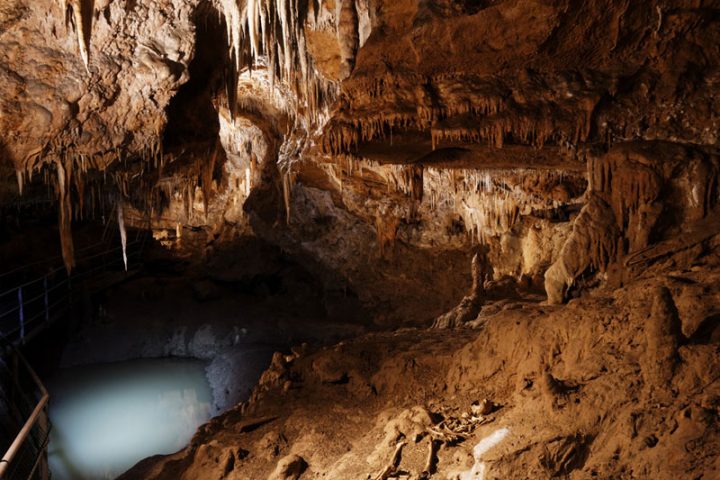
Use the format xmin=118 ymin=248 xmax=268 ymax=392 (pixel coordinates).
xmin=1 ymin=0 xmax=720 ymax=322
xmin=0 ymin=0 xmax=197 ymax=173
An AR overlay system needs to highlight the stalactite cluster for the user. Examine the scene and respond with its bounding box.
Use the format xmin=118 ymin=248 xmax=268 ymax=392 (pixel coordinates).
xmin=215 ymin=0 xmax=336 ymax=124
xmin=321 ymin=153 xmax=585 ymax=248
xmin=322 ymin=112 xmax=421 ymax=155
xmin=546 ymin=143 xmax=720 ymax=304
xmin=430 ymin=110 xmax=592 ymax=151
xmin=589 ymin=144 xmax=720 ymax=254
xmin=322 ymin=101 xmax=596 ymax=156
xmin=322 ymin=71 xmax=599 ymax=156
xmin=424 ymin=167 xmax=579 ymax=242
xmin=443 ymin=167 xmax=568 ymax=223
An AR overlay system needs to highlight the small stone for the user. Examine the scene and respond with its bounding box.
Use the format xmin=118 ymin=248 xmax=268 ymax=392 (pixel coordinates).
xmin=269 ymin=454 xmax=308 ymax=480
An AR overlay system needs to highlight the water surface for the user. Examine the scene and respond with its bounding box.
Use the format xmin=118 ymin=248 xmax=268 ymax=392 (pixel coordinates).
xmin=48 ymin=358 xmax=212 ymax=480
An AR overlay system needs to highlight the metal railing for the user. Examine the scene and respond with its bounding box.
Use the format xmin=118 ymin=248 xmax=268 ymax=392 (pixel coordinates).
xmin=0 ymin=234 xmax=146 ymax=346
xmin=0 ymin=347 xmax=50 ymax=480
xmin=0 ymin=210 xmax=126 ymax=286
xmin=0 ymin=231 xmax=148 ymax=480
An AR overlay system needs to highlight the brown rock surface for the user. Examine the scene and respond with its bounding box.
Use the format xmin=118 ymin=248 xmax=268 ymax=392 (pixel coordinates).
xmin=2 ymin=1 xmax=720 ymax=479
xmin=119 ymin=251 xmax=720 ymax=479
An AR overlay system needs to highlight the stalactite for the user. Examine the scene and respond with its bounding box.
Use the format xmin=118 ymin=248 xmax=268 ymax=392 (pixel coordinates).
xmin=16 ymin=170 xmax=24 ymax=196
xmin=73 ymin=166 xmax=86 ymax=220
xmin=62 ymin=0 xmax=91 ymax=73
xmin=201 ymin=142 xmax=220 ymax=217
xmin=218 ymin=0 xmax=243 ymax=72
xmin=375 ymin=206 xmax=400 ymax=257
xmin=282 ymin=166 xmax=295 ymax=224
xmin=55 ymin=157 xmax=76 ymax=273
xmin=117 ymin=200 xmax=128 ymax=271
xmin=338 ymin=0 xmax=360 ymax=79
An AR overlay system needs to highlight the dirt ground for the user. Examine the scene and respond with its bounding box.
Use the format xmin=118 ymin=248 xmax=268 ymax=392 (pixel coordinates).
xmin=119 ymin=241 xmax=720 ymax=480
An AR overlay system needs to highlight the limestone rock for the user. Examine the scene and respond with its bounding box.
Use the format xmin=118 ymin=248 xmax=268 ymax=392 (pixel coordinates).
xmin=642 ymin=286 xmax=682 ymax=393
xmin=545 ymin=195 xmax=619 ymax=304
xmin=269 ymin=454 xmax=308 ymax=480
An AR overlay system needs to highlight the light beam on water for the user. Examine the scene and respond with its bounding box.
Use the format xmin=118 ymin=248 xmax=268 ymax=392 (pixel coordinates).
xmin=48 ymin=358 xmax=213 ymax=480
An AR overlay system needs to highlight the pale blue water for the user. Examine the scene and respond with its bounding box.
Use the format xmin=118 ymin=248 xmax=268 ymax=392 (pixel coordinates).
xmin=48 ymin=359 xmax=212 ymax=480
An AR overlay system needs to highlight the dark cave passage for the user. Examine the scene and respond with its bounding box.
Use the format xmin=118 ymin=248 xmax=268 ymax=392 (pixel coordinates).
xmin=162 ymin=5 xmax=229 ymax=152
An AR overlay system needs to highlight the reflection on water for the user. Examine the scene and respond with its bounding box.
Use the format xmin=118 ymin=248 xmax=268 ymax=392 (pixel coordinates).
xmin=48 ymin=359 xmax=212 ymax=480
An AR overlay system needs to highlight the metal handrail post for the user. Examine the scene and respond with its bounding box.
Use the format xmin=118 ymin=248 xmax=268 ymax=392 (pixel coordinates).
xmin=43 ymin=277 xmax=49 ymax=324
xmin=17 ymin=287 xmax=24 ymax=344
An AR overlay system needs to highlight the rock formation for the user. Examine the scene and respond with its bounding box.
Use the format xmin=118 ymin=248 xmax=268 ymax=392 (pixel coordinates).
xmin=2 ymin=1 xmax=720 ymax=479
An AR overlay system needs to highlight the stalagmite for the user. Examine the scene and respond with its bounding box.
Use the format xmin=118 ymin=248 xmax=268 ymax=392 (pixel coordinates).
xmin=641 ymin=286 xmax=681 ymax=396
xmin=433 ymin=250 xmax=491 ymax=328
xmin=117 ymin=200 xmax=128 ymax=271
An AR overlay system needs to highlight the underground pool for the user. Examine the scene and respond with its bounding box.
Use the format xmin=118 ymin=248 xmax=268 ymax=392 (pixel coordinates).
xmin=47 ymin=358 xmax=213 ymax=480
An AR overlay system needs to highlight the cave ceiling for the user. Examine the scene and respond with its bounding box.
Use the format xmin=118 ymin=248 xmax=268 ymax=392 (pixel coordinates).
xmin=0 ymin=0 xmax=719 ymax=304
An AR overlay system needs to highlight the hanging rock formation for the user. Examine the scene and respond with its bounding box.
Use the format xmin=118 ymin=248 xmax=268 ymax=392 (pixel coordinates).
xmin=337 ymin=0 xmax=360 ymax=79
xmin=2 ymin=0 xmax=720 ymax=317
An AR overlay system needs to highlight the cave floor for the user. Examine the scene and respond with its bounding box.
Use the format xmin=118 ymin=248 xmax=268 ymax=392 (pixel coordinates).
xmin=117 ymin=261 xmax=720 ymax=480
xmin=8 ymin=228 xmax=720 ymax=479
